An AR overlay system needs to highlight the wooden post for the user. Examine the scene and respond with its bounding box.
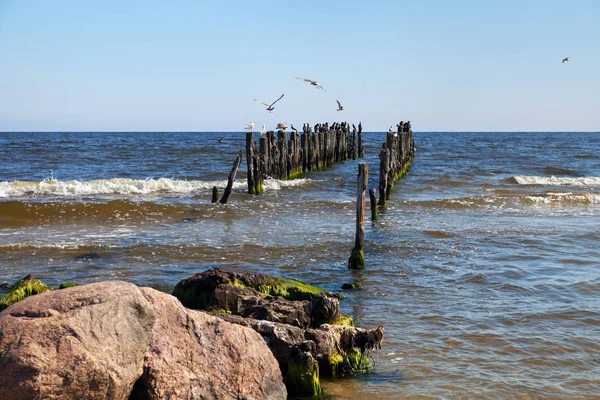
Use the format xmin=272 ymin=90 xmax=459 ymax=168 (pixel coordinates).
xmin=211 ymin=186 xmax=219 ymax=203
xmin=348 ymin=163 xmax=367 ymax=269
xmin=358 ymin=122 xmax=364 ymax=158
xmin=252 ymin=141 xmax=263 ymax=194
xmin=219 ymin=152 xmax=242 ymax=204
xmin=351 ymin=124 xmax=357 ymax=160
xmin=245 ymin=132 xmax=255 ymax=194
xmin=369 ymin=188 xmax=378 ymax=221
xmin=378 ymin=146 xmax=389 ymax=206
xmin=259 ymin=136 xmax=269 ymax=177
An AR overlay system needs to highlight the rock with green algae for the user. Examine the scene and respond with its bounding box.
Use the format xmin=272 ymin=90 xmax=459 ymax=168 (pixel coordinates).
xmin=58 ymin=282 xmax=78 ymax=289
xmin=172 ymin=268 xmax=342 ymax=329
xmin=217 ymin=314 xmax=384 ymax=381
xmin=172 ymin=268 xmax=328 ymax=311
xmin=341 ymin=281 xmax=363 ymax=290
xmin=0 ymin=274 xmax=52 ymax=312
xmin=284 ymin=342 xmax=322 ymax=399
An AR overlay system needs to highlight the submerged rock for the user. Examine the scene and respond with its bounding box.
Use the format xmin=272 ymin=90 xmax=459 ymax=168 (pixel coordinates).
xmin=0 ymin=274 xmax=52 ymax=312
xmin=0 ymin=281 xmax=286 ymax=400
xmin=341 ymin=281 xmax=363 ymax=290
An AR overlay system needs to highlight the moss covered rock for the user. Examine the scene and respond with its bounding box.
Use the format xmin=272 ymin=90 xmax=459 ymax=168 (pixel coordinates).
xmin=172 ymin=268 xmax=327 ymax=311
xmin=0 ymin=275 xmax=52 ymax=312
xmin=341 ymin=281 xmax=363 ymax=290
xmin=59 ymin=282 xmax=78 ymax=289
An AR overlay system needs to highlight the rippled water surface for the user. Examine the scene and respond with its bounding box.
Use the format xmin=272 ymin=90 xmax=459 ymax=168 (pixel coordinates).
xmin=1 ymin=131 xmax=599 ymax=399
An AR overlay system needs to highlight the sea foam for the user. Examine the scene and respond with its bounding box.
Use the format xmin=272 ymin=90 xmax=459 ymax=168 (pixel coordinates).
xmin=513 ymin=176 xmax=600 ymax=186
xmin=0 ymin=177 xmax=312 ymax=198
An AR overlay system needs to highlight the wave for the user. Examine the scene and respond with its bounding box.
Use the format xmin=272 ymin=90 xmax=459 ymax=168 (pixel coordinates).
xmin=524 ymin=192 xmax=600 ymax=205
xmin=0 ymin=177 xmax=312 ymax=198
xmin=512 ymin=176 xmax=600 ymax=186
xmin=542 ymin=166 xmax=580 ymax=176
xmin=411 ymin=192 xmax=600 ymax=210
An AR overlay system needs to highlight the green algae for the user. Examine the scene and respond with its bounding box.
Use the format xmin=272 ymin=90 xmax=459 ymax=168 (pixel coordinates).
xmin=208 ymin=308 xmax=232 ymax=315
xmin=59 ymin=282 xmax=78 ymax=289
xmin=344 ymin=348 xmax=373 ymax=375
xmin=328 ymin=353 xmax=344 ymax=379
xmin=331 ymin=314 xmax=354 ymax=327
xmin=341 ymin=281 xmax=362 ymax=290
xmin=285 ymin=359 xmax=322 ymax=399
xmin=0 ymin=275 xmax=52 ymax=311
xmin=348 ymin=248 xmax=365 ymax=269
xmin=239 ymin=276 xmax=328 ymax=301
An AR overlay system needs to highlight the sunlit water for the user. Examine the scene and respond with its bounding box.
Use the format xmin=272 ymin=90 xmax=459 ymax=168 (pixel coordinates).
xmin=1 ymin=131 xmax=599 ymax=399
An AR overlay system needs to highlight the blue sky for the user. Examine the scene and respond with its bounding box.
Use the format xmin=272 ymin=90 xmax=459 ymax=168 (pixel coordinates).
xmin=0 ymin=0 xmax=598 ymax=131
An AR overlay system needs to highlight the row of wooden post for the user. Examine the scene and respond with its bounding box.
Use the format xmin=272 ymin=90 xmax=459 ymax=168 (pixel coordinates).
xmin=245 ymin=122 xmax=363 ymax=194
xmin=349 ymin=123 xmax=415 ymax=269
xmin=378 ymin=122 xmax=415 ymax=209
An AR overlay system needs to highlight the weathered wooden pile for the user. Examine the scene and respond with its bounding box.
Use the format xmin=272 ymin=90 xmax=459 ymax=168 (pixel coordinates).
xmin=348 ymin=121 xmax=415 ymax=269
xmin=245 ymin=122 xmax=363 ymax=194
xmin=377 ymin=121 xmax=415 ymax=208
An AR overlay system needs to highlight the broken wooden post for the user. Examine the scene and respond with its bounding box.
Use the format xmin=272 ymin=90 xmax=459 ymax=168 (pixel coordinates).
xmin=211 ymin=186 xmax=219 ymax=203
xmin=219 ymin=152 xmax=242 ymax=204
xmin=348 ymin=163 xmax=367 ymax=269
xmin=358 ymin=122 xmax=364 ymax=158
xmin=378 ymin=146 xmax=389 ymax=207
xmin=245 ymin=132 xmax=255 ymax=194
xmin=369 ymin=188 xmax=378 ymax=221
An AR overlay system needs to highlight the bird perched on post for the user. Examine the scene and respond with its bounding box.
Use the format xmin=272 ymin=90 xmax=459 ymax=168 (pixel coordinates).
xmin=253 ymin=94 xmax=284 ymax=113
xmin=389 ymin=126 xmax=398 ymax=138
xmin=291 ymin=124 xmax=298 ymax=132
xmin=245 ymin=121 xmax=255 ymax=132
xmin=259 ymin=124 xmax=267 ymax=135
xmin=295 ymin=77 xmax=326 ymax=91
xmin=336 ymin=100 xmax=344 ymax=112
xmin=562 ymin=57 xmax=569 ymax=63
xmin=276 ymin=122 xmax=288 ymax=131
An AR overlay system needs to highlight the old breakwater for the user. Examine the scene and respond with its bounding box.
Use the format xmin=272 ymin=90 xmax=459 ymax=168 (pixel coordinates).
xmin=245 ymin=122 xmax=363 ymax=194
xmin=349 ymin=121 xmax=416 ymax=269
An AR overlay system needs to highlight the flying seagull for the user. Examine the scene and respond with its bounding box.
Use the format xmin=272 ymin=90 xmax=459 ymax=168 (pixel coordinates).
xmin=259 ymin=124 xmax=267 ymax=135
xmin=336 ymin=100 xmax=344 ymax=112
xmin=276 ymin=122 xmax=288 ymax=130
xmin=562 ymin=57 xmax=569 ymax=63
xmin=253 ymin=94 xmax=284 ymax=113
xmin=245 ymin=121 xmax=255 ymax=132
xmin=295 ymin=77 xmax=325 ymax=91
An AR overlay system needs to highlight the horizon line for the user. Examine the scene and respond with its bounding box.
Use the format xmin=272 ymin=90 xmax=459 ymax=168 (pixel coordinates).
xmin=1 ymin=130 xmax=599 ymax=134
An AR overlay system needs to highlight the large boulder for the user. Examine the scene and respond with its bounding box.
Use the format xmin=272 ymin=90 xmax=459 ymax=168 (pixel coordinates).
xmin=0 ymin=281 xmax=286 ymax=400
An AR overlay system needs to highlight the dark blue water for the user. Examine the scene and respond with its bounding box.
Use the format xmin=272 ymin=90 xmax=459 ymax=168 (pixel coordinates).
xmin=1 ymin=131 xmax=599 ymax=398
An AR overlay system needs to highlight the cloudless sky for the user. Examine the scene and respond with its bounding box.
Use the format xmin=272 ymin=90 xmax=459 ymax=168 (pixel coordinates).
xmin=0 ymin=0 xmax=598 ymax=131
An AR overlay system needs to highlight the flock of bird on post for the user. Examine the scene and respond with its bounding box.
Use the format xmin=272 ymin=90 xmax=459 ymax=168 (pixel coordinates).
xmin=244 ymin=77 xmax=343 ymax=134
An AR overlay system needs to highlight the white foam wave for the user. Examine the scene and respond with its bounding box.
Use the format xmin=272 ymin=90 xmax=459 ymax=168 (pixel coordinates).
xmin=0 ymin=177 xmax=312 ymax=198
xmin=513 ymin=176 xmax=600 ymax=186
xmin=525 ymin=192 xmax=600 ymax=205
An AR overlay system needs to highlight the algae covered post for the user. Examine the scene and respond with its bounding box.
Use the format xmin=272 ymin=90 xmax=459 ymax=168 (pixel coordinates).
xmin=349 ymin=163 xmax=367 ymax=269
xmin=369 ymin=188 xmax=378 ymax=221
